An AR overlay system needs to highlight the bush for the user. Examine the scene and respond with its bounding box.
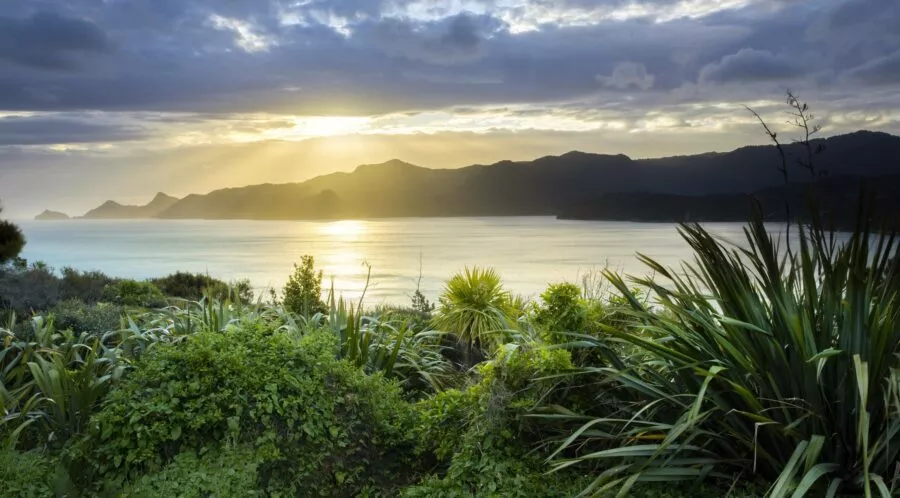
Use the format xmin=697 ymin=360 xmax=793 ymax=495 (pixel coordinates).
xmin=122 ymin=447 xmax=262 ymax=498
xmin=0 ymin=264 xmax=60 ymax=316
xmin=405 ymin=345 xmax=582 ymax=497
xmin=101 ymin=279 xmax=167 ymax=308
xmin=152 ymin=272 xmax=254 ymax=303
xmin=0 ymin=449 xmax=59 ymax=498
xmin=69 ymin=326 xmax=418 ymax=495
xmin=283 ymin=255 xmax=326 ymax=316
xmin=59 ymin=267 xmax=116 ymax=304
xmin=0 ymin=204 xmax=25 ymax=264
xmin=47 ymin=299 xmax=124 ymax=335
xmin=533 ymin=282 xmax=587 ymax=341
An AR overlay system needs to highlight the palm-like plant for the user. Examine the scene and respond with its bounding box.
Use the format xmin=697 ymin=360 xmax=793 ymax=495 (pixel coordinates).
xmin=547 ymin=199 xmax=900 ymax=497
xmin=431 ymin=267 xmax=518 ymax=365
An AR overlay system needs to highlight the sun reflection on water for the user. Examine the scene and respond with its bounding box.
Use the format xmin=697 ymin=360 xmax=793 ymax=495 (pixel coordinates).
xmin=318 ymin=220 xmax=366 ymax=239
xmin=316 ymin=221 xmax=371 ymax=300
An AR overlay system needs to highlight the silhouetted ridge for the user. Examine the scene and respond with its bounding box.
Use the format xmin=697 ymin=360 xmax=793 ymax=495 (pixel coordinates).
xmin=74 ymin=131 xmax=900 ymax=221
xmin=80 ymin=193 xmax=180 ymax=219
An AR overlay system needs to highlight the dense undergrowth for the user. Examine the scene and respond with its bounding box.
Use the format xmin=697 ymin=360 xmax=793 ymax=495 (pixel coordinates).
xmin=2 ymin=189 xmax=899 ymax=496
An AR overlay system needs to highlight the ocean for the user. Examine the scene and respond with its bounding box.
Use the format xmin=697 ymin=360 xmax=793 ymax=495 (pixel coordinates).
xmin=17 ymin=217 xmax=759 ymax=305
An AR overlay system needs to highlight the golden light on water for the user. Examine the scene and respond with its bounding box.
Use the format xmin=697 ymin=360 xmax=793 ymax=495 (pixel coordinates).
xmin=316 ymin=221 xmax=369 ymax=299
xmin=319 ymin=220 xmax=366 ymax=239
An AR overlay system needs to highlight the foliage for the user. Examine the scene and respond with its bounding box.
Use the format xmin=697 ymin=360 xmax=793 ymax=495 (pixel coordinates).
xmin=308 ymin=292 xmax=456 ymax=395
xmin=283 ymin=255 xmax=326 ymax=316
xmin=68 ymin=325 xmax=419 ymax=495
xmin=532 ymin=281 xmax=613 ymax=345
xmin=47 ymin=299 xmax=124 ymax=336
xmin=0 ymin=204 xmax=25 ymax=264
xmin=0 ymin=449 xmax=59 ymax=498
xmin=1 ymin=317 xmax=129 ymax=450
xmin=152 ymin=271 xmax=254 ymax=303
xmin=548 ymin=200 xmax=900 ymax=497
xmin=410 ymin=289 xmax=435 ymax=314
xmin=102 ymin=279 xmax=167 ymax=308
xmin=123 ymin=446 xmax=263 ymax=498
xmin=535 ymin=282 xmax=584 ymax=333
xmin=406 ymin=345 xmax=582 ymax=497
xmin=60 ymin=267 xmax=116 ymax=304
xmin=432 ymin=267 xmax=518 ymax=362
xmin=0 ymin=264 xmax=61 ymax=317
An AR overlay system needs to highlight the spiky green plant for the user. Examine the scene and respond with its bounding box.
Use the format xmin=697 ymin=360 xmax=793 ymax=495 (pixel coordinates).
xmin=27 ymin=343 xmax=125 ymax=445
xmin=432 ymin=267 xmax=518 ymax=364
xmin=1 ymin=318 xmax=131 ymax=449
xmin=547 ymin=198 xmax=900 ymax=497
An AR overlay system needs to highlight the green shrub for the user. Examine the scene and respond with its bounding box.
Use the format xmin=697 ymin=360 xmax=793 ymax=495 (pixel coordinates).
xmin=60 ymin=267 xmax=116 ymax=304
xmin=152 ymin=272 xmax=254 ymax=303
xmin=0 ymin=265 xmax=60 ymax=316
xmin=69 ymin=326 xmax=418 ymax=495
xmin=101 ymin=279 xmax=167 ymax=308
xmin=533 ymin=282 xmax=587 ymax=341
xmin=283 ymin=255 xmax=326 ymax=316
xmin=47 ymin=299 xmax=124 ymax=335
xmin=123 ymin=446 xmax=263 ymax=498
xmin=0 ymin=205 xmax=25 ymax=264
xmin=406 ymin=345 xmax=580 ymax=497
xmin=0 ymin=449 xmax=58 ymax=498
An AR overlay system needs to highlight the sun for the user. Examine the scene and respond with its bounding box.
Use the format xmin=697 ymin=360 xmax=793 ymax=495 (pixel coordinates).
xmin=273 ymin=116 xmax=372 ymax=140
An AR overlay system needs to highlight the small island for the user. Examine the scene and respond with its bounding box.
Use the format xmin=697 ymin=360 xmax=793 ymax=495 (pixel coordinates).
xmin=34 ymin=210 xmax=70 ymax=221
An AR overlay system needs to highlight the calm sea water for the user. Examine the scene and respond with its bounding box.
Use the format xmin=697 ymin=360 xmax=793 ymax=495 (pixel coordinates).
xmin=17 ymin=217 xmax=759 ymax=305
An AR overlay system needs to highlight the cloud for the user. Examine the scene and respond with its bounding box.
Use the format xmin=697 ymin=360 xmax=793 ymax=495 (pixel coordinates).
xmin=358 ymin=13 xmax=505 ymax=65
xmin=843 ymin=49 xmax=900 ymax=85
xmin=699 ymin=48 xmax=804 ymax=84
xmin=1 ymin=0 xmax=900 ymax=216
xmin=0 ymin=114 xmax=147 ymax=146
xmin=597 ymin=62 xmax=655 ymax=90
xmin=0 ymin=12 xmax=110 ymax=70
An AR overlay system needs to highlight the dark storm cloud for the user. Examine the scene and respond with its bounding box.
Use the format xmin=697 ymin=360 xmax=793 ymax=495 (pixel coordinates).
xmin=699 ymin=48 xmax=805 ymax=84
xmin=356 ymin=13 xmax=505 ymax=65
xmin=844 ymin=49 xmax=900 ymax=85
xmin=0 ymin=115 xmax=146 ymax=145
xmin=0 ymin=0 xmax=897 ymax=118
xmin=0 ymin=12 xmax=110 ymax=70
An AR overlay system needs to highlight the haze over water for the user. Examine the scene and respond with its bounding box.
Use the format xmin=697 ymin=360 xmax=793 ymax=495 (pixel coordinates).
xmin=19 ymin=217 xmax=760 ymax=305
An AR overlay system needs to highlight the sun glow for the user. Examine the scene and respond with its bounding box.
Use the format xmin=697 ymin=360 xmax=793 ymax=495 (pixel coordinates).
xmin=319 ymin=220 xmax=366 ymax=239
xmin=270 ymin=116 xmax=372 ymax=140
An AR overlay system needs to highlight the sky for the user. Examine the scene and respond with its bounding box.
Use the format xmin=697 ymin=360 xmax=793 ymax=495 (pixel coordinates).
xmin=0 ymin=0 xmax=899 ymax=217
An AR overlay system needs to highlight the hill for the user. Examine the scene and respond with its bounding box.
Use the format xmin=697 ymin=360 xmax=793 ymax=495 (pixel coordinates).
xmin=34 ymin=210 xmax=70 ymax=221
xmin=558 ymin=174 xmax=900 ymax=228
xmin=80 ymin=193 xmax=180 ymax=219
xmin=78 ymin=131 xmax=900 ymax=221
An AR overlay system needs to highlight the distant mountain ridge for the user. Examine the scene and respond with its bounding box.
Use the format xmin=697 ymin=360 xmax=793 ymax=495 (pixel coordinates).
xmin=63 ymin=131 xmax=900 ymax=221
xmin=35 ymin=210 xmax=70 ymax=221
xmin=79 ymin=193 xmax=180 ymax=219
xmin=558 ymin=173 xmax=900 ymax=227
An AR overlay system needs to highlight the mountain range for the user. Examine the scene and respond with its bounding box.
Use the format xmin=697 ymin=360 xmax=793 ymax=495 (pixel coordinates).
xmin=37 ymin=131 xmax=900 ymax=222
xmin=78 ymin=193 xmax=180 ymax=219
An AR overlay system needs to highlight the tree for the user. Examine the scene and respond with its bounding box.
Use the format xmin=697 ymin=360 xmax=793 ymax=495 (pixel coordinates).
xmin=431 ymin=267 xmax=517 ymax=366
xmin=0 ymin=204 xmax=25 ymax=264
xmin=283 ymin=255 xmax=326 ymax=316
